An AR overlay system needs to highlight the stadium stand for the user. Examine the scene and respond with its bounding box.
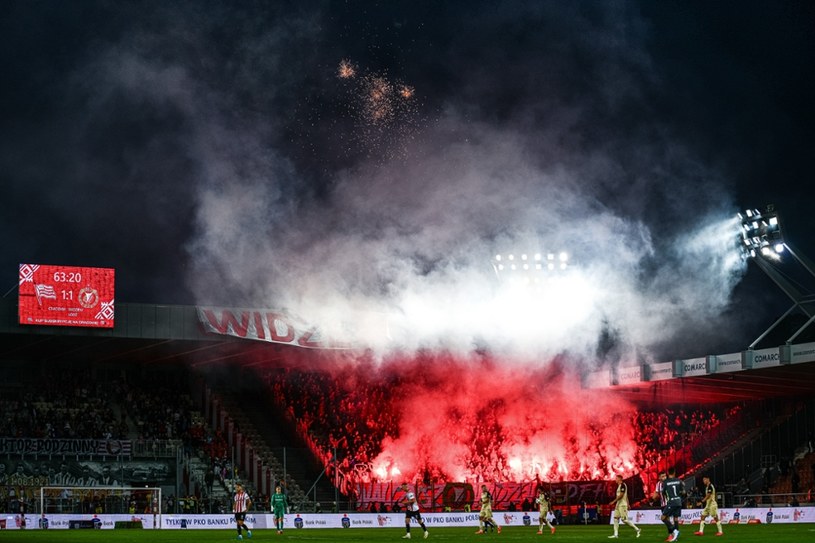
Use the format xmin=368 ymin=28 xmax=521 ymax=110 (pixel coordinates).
xmin=1 ymin=300 xmax=815 ymax=515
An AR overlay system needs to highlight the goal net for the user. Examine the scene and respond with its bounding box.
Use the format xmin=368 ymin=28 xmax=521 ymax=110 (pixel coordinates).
xmin=38 ymin=486 xmax=161 ymax=528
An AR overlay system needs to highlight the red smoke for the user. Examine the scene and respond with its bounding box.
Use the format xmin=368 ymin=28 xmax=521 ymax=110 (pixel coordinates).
xmin=267 ymin=350 xmax=639 ymax=484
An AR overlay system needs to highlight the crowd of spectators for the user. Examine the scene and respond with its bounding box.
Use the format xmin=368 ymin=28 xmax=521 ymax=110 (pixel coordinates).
xmin=123 ymin=378 xmax=194 ymax=443
xmin=3 ymin=358 xmax=789 ymax=516
xmin=2 ymin=369 xmax=211 ymax=449
xmin=263 ymin=368 xmax=740 ymax=489
xmin=0 ymin=367 xmax=201 ymax=444
xmin=0 ymin=364 xmax=221 ymax=514
xmin=768 ymin=435 xmax=815 ymax=500
xmin=264 ymin=368 xmax=400 ymax=493
xmin=632 ymin=406 xmax=736 ymax=469
xmin=0 ymin=370 xmax=129 ymax=440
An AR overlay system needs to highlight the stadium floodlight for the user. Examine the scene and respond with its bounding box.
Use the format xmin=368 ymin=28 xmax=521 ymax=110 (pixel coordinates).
xmin=739 ymin=205 xmax=815 ymax=348
xmin=737 ymin=205 xmax=784 ymax=259
xmin=492 ymin=250 xmax=572 ymax=281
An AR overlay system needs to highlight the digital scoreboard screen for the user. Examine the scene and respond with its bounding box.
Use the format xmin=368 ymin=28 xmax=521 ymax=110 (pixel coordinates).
xmin=18 ymin=264 xmax=115 ymax=328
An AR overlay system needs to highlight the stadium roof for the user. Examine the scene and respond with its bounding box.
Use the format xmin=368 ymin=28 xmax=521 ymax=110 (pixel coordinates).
xmin=1 ymin=298 xmax=814 ymax=405
xmin=608 ymin=362 xmax=815 ymax=405
xmin=0 ymin=299 xmax=287 ymax=368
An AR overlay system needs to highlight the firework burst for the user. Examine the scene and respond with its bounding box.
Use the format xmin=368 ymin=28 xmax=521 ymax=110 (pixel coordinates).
xmin=362 ymin=75 xmax=395 ymax=125
xmin=337 ymin=58 xmax=356 ymax=79
xmin=334 ymin=59 xmax=424 ymax=161
xmin=398 ymin=85 xmax=414 ymax=99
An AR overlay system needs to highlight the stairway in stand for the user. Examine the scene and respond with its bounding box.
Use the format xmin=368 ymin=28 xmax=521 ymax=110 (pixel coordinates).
xmin=216 ymin=385 xmax=340 ymax=511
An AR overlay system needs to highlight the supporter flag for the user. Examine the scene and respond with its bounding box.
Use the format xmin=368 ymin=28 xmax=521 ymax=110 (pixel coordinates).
xmin=35 ymin=284 xmax=57 ymax=306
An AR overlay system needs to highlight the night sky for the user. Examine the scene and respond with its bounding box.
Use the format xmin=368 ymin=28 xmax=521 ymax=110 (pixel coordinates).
xmin=2 ymin=1 xmax=813 ymax=361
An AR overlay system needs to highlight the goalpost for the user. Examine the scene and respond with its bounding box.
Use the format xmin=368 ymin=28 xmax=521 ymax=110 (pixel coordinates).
xmin=39 ymin=486 xmax=162 ymax=529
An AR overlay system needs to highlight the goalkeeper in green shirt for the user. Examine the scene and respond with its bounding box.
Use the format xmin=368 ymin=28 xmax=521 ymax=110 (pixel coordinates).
xmin=271 ymin=485 xmax=289 ymax=534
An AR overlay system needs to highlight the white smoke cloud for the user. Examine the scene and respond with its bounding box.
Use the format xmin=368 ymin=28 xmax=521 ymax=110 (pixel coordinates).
xmin=50 ymin=2 xmax=749 ymax=366
xmin=187 ymin=111 xmax=747 ymax=364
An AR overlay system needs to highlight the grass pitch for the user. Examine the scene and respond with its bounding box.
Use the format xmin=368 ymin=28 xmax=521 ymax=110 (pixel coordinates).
xmin=0 ymin=524 xmax=812 ymax=542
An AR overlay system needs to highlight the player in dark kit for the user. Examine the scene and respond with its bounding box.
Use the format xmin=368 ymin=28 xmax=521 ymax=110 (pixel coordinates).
xmin=271 ymin=484 xmax=289 ymax=534
xmin=662 ymin=468 xmax=683 ymax=542
xmin=652 ymin=471 xmax=676 ymax=540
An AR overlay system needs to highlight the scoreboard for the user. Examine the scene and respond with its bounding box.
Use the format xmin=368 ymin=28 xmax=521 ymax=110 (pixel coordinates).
xmin=18 ymin=264 xmax=115 ymax=328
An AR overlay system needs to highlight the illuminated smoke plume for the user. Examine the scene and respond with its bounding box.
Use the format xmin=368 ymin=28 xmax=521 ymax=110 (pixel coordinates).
xmin=197 ymin=116 xmax=746 ymax=367
xmin=185 ymin=22 xmax=746 ymax=371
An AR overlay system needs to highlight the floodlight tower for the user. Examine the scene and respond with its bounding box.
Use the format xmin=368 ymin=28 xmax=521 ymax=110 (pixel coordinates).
xmin=738 ymin=205 xmax=815 ymax=347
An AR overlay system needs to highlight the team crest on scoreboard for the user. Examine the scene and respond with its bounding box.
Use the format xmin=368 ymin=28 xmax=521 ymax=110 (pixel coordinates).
xmin=78 ymin=286 xmax=100 ymax=309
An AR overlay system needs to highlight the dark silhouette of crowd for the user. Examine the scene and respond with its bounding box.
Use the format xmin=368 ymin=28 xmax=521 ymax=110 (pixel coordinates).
xmin=0 ymin=364 xmax=216 ymax=514
xmin=633 ymin=407 xmax=736 ymax=468
xmin=0 ymin=371 xmax=128 ymax=440
xmin=0 ymin=367 xmax=199 ymax=443
xmin=264 ymin=368 xmax=400 ymax=493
